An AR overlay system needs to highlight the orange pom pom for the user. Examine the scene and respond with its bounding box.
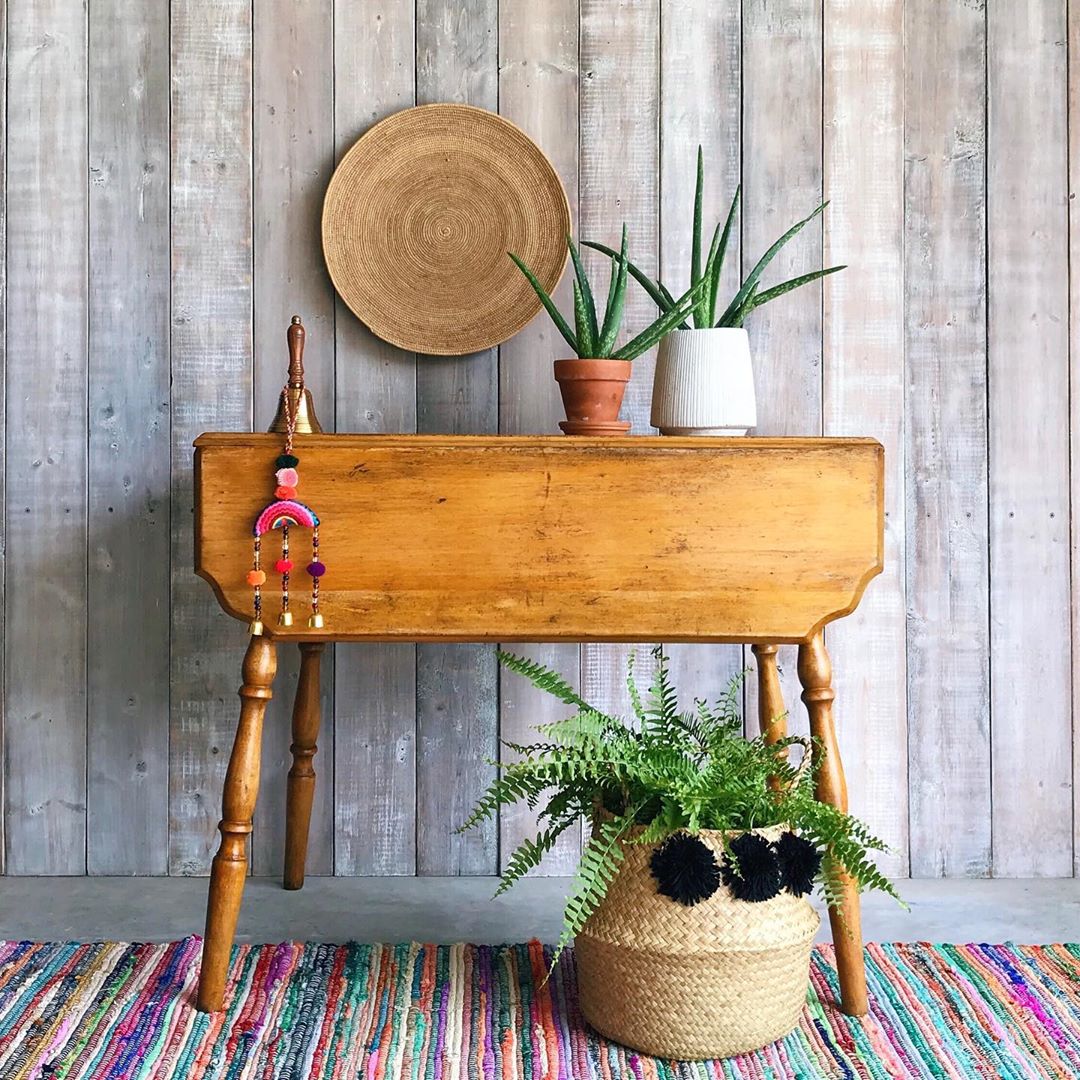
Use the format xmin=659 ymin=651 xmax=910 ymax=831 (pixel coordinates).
xmin=275 ymin=484 xmax=297 ymax=499
xmin=246 ymin=569 xmax=267 ymax=586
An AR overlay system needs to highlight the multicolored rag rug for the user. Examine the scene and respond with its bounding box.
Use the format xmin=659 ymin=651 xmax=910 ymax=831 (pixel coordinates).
xmin=1 ymin=938 xmax=1079 ymax=1078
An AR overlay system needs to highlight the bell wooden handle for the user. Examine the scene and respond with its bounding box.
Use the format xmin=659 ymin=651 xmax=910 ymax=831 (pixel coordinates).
xmin=287 ymin=315 xmax=305 ymax=388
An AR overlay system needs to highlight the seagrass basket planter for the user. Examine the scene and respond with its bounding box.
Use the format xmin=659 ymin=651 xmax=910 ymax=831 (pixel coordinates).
xmin=575 ymin=824 xmax=820 ymax=1060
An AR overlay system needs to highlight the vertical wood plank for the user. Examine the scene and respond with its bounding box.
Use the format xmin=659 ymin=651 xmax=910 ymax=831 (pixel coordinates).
xmin=87 ymin=0 xmax=171 ymax=874
xmin=332 ymin=0 xmax=418 ymax=876
xmin=414 ymin=0 xmax=500 ymax=876
xmin=659 ymin=0 xmax=744 ymax=704
xmin=578 ymin=0 xmax=660 ymax=766
xmin=822 ymin=0 xmax=908 ymax=877
xmin=251 ymin=0 xmax=337 ymax=878
xmin=4 ymin=0 xmax=88 ymax=874
xmin=988 ymin=0 xmax=1071 ymax=877
xmin=741 ymin=0 xmax=824 ymax=736
xmin=497 ymin=0 xmax=581 ymax=874
xmin=0 ymin=0 xmax=8 ymax=875
xmin=168 ymin=0 xmax=254 ymax=875
xmin=1071 ymin=0 xmax=1080 ymax=878
xmin=905 ymin=0 xmax=990 ymax=877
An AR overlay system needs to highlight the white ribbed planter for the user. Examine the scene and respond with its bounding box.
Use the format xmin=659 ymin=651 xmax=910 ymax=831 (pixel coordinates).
xmin=651 ymin=327 xmax=757 ymax=436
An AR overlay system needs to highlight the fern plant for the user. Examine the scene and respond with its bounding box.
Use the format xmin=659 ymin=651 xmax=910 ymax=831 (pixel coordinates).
xmin=583 ymin=148 xmax=845 ymax=330
xmin=460 ymin=646 xmax=900 ymax=966
xmin=509 ymin=227 xmax=706 ymax=360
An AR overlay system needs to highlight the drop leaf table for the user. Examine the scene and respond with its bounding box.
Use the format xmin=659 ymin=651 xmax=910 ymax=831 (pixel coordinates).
xmin=192 ymin=432 xmax=884 ymax=1018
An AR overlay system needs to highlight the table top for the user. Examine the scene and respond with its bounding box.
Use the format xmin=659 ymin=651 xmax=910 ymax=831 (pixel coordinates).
xmin=194 ymin=434 xmax=884 ymax=644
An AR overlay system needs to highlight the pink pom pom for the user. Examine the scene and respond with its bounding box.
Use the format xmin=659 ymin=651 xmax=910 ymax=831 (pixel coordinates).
xmin=275 ymin=559 xmax=294 ymax=574
xmin=275 ymin=467 xmax=299 ymax=487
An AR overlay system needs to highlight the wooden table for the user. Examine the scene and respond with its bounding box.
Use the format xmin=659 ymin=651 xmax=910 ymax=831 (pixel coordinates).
xmin=192 ymin=433 xmax=884 ymax=1018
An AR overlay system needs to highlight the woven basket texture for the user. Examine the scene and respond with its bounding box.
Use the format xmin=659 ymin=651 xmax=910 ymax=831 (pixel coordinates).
xmin=576 ymin=824 xmax=820 ymax=1060
xmin=322 ymin=103 xmax=570 ymax=356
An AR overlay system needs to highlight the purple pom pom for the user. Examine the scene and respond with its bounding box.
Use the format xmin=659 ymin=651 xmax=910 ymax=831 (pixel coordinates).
xmin=307 ymin=561 xmax=326 ymax=577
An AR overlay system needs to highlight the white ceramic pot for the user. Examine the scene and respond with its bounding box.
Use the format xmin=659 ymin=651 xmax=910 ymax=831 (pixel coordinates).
xmin=650 ymin=327 xmax=757 ymax=436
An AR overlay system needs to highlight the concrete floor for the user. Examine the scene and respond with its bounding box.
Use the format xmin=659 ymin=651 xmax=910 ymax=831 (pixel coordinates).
xmin=1 ymin=877 xmax=1079 ymax=944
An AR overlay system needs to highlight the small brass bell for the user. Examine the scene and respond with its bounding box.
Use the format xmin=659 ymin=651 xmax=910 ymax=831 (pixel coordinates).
xmin=268 ymin=316 xmax=323 ymax=435
xmin=249 ymin=619 xmax=265 ymax=637
xmin=308 ymin=613 xmax=325 ymax=629
xmin=278 ymin=611 xmax=294 ymax=627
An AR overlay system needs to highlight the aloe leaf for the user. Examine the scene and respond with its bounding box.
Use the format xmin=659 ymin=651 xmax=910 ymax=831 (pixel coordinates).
xmin=696 ymin=221 xmax=723 ymax=329
xmin=717 ymin=200 xmax=829 ymax=328
xmin=723 ymin=265 xmax=845 ymax=328
xmin=573 ymin=279 xmax=596 ymax=356
xmin=691 ymin=146 xmax=704 ymax=292
xmin=582 ymin=241 xmax=674 ymax=313
xmin=614 ymin=277 xmax=709 ymax=361
xmin=749 ymin=264 xmax=845 ymax=309
xmin=598 ymin=225 xmax=629 ymax=356
xmin=509 ymin=252 xmax=578 ymax=354
xmin=720 ymin=281 xmax=758 ymax=329
xmin=708 ymin=185 xmax=741 ymax=326
xmin=567 ymin=236 xmax=600 ymax=348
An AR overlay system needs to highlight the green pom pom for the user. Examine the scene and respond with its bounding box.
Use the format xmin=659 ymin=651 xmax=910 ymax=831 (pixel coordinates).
xmin=275 ymin=453 xmax=300 ymax=469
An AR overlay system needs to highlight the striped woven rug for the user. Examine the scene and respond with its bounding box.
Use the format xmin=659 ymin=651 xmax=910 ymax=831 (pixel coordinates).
xmin=1 ymin=939 xmax=1079 ymax=1077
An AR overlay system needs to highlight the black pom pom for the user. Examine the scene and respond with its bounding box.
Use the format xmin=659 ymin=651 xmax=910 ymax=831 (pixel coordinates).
xmin=774 ymin=831 xmax=822 ymax=897
xmin=650 ymin=833 xmax=721 ymax=906
xmin=276 ymin=453 xmax=300 ymax=469
xmin=721 ymin=832 xmax=782 ymax=903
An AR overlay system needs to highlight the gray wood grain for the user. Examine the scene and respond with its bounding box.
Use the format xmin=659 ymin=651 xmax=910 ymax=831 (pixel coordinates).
xmin=1071 ymin=0 xmax=1080 ymax=878
xmin=496 ymin=0 xmax=582 ymax=875
xmin=87 ymin=0 xmax=171 ymax=875
xmin=0 ymin=0 xmax=7 ymax=876
xmin=578 ymin=0 xmax=661 ymax=797
xmin=987 ymin=0 xmax=1071 ymax=877
xmin=904 ymin=0 xmax=990 ymax=877
xmin=250 ymin=0 xmax=337 ymax=879
xmin=331 ymin=0 xmax=418 ymax=877
xmin=822 ymin=0 xmax=908 ymax=877
xmin=413 ymin=0 xmax=500 ymax=876
xmin=741 ymin=0 xmax=823 ymax=740
xmin=4 ymin=0 xmax=89 ymax=874
xmin=168 ymin=0 xmax=255 ymax=876
xmin=659 ymin=0 xmax=744 ymax=706
xmin=3 ymin=0 xmax=1079 ymax=884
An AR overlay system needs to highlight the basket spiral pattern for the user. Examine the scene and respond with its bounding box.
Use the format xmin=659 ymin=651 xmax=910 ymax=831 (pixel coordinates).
xmin=575 ymin=824 xmax=820 ymax=1060
xmin=322 ymin=104 xmax=570 ymax=356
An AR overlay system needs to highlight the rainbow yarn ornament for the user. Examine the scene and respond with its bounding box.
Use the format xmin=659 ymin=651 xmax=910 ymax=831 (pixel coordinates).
xmin=248 ymin=383 xmax=326 ymax=633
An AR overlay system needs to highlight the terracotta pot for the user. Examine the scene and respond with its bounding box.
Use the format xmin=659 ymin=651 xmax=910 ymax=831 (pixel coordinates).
xmin=553 ymin=358 xmax=632 ymax=436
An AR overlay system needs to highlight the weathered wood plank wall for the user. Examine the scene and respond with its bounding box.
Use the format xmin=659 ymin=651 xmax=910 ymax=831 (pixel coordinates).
xmin=1 ymin=0 xmax=1076 ymax=879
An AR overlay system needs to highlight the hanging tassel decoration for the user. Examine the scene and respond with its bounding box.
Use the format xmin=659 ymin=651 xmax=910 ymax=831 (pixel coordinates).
xmin=247 ymin=347 xmax=326 ymax=633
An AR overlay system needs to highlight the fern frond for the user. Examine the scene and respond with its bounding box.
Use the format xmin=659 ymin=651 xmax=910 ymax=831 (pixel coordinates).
xmin=549 ymin=809 xmax=639 ymax=968
xmin=496 ymin=650 xmax=592 ymax=711
xmin=457 ymin=768 xmax=551 ymax=833
xmin=626 ymin=651 xmax=646 ymax=723
xmin=495 ymin=819 xmax=577 ymax=897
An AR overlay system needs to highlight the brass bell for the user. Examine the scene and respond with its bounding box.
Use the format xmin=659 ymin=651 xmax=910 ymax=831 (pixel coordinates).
xmin=268 ymin=316 xmax=323 ymax=435
xmin=278 ymin=611 xmax=294 ymax=627
xmin=308 ymin=613 xmax=325 ymax=629
xmin=249 ymin=619 xmax=265 ymax=637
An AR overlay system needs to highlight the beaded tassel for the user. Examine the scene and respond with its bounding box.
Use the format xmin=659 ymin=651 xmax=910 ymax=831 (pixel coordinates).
xmin=248 ymin=371 xmax=327 ymax=633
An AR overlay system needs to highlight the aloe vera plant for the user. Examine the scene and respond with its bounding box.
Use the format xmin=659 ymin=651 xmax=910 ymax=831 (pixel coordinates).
xmin=584 ymin=149 xmax=845 ymax=330
xmin=510 ymin=227 xmax=706 ymax=360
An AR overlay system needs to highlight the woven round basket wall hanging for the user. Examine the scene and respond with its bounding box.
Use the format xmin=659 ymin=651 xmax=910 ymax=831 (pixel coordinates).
xmin=322 ymin=104 xmax=570 ymax=356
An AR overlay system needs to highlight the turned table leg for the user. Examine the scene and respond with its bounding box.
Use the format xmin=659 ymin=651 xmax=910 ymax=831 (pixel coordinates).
xmin=197 ymin=634 xmax=277 ymax=1013
xmin=284 ymin=642 xmax=324 ymax=890
xmin=751 ymin=644 xmax=786 ymax=744
xmin=797 ymin=631 xmax=869 ymax=1018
